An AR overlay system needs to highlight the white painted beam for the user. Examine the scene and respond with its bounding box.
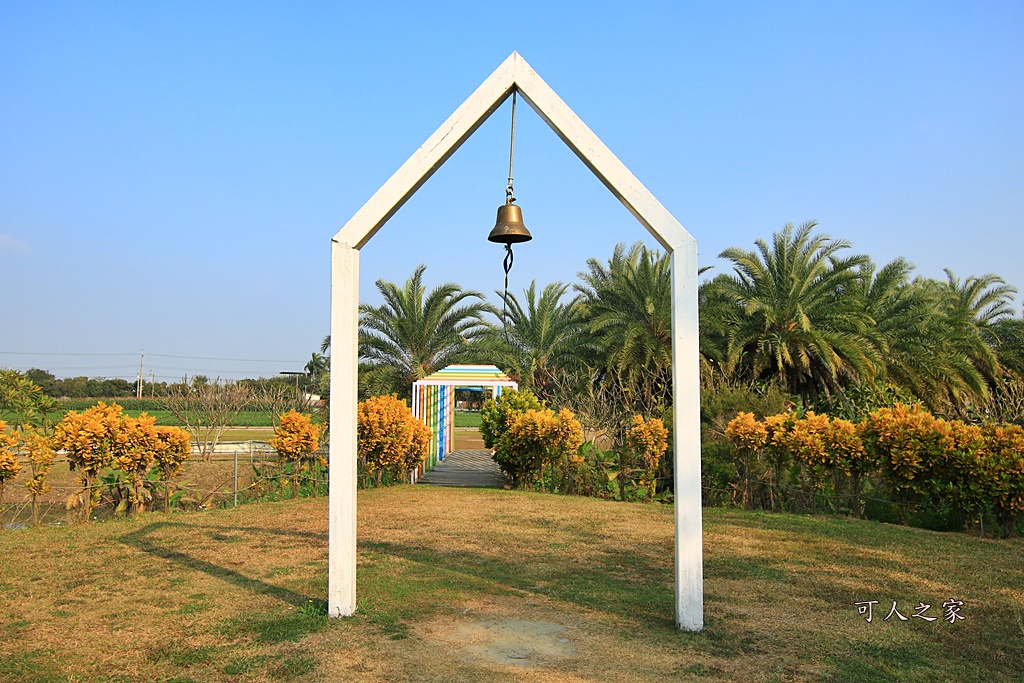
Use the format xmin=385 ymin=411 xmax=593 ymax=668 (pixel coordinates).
xmin=334 ymin=55 xmax=517 ymax=249
xmin=328 ymin=241 xmax=359 ymax=616
xmin=510 ymin=55 xmax=691 ymax=253
xmin=671 ymin=241 xmax=703 ymax=631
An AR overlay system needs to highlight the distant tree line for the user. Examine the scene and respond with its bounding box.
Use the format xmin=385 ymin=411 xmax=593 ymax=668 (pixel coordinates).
xmin=18 ymin=369 xmax=303 ymax=401
xmin=22 ymin=370 xmax=137 ymax=399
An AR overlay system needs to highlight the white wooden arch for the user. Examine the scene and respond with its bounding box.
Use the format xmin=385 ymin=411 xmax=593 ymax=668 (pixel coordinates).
xmin=329 ymin=52 xmax=703 ymax=630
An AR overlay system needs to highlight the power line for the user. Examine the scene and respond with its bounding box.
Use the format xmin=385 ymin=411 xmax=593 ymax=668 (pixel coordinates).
xmin=0 ymin=351 xmax=136 ymax=357
xmin=0 ymin=351 xmax=304 ymax=363
xmin=148 ymin=353 xmax=304 ymax=363
xmin=30 ymin=366 xmax=140 ymax=373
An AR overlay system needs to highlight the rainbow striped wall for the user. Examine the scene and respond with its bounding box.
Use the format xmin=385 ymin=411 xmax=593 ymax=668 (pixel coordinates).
xmin=411 ymin=364 xmax=518 ymax=477
xmin=411 ymin=382 xmax=454 ymax=469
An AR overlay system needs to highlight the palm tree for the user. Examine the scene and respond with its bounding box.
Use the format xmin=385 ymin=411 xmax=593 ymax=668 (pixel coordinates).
xmin=698 ymin=272 xmax=741 ymax=378
xmin=938 ymin=269 xmax=1016 ymax=381
xmin=990 ymin=315 xmax=1024 ymax=380
xmin=487 ymin=280 xmax=590 ymax=399
xmin=303 ymin=353 xmax=330 ymax=394
xmin=576 ymin=242 xmax=675 ymax=413
xmin=852 ymin=260 xmax=986 ymax=412
xmin=717 ymin=221 xmax=879 ymax=405
xmin=358 ymin=265 xmax=491 ymax=398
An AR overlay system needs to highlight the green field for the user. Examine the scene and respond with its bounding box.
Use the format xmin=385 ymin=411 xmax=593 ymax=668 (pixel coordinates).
xmin=1 ymin=488 xmax=1020 ymax=682
xmin=454 ymin=411 xmax=482 ymax=428
xmin=45 ymin=408 xmax=277 ymax=427
xmin=121 ymin=410 xmax=276 ymax=427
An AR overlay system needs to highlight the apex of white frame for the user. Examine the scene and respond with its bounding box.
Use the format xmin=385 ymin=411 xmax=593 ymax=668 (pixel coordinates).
xmin=333 ymin=52 xmax=692 ymax=253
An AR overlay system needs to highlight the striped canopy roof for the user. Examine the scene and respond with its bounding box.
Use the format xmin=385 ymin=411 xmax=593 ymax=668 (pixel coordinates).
xmin=414 ymin=364 xmax=517 ymax=386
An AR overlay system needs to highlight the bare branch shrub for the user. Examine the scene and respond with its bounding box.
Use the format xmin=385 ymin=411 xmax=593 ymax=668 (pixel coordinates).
xmin=251 ymin=381 xmax=314 ymax=429
xmin=164 ymin=378 xmax=254 ymax=462
xmin=548 ymin=366 xmax=668 ymax=452
xmin=988 ymin=373 xmax=1024 ymax=426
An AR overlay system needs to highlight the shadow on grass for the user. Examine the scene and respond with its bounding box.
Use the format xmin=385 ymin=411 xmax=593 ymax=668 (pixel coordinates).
xmin=194 ymin=523 xmax=327 ymax=542
xmin=362 ymin=526 xmax=1022 ymax=680
xmin=361 ymin=538 xmax=679 ymax=631
xmin=117 ymin=521 xmax=316 ymax=608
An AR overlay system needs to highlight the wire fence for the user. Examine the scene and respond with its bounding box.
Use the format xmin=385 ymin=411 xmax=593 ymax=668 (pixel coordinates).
xmin=0 ymin=445 xmax=983 ymax=531
xmin=0 ymin=441 xmax=334 ymax=529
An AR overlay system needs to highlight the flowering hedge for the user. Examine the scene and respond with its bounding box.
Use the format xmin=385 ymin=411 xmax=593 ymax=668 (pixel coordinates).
xmin=52 ymin=401 xmax=192 ymax=520
xmin=356 ymin=394 xmax=429 ymax=485
xmin=724 ymin=405 xmax=1024 ymax=536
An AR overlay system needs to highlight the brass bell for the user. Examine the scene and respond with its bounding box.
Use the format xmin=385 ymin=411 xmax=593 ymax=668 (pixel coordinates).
xmin=487 ymin=200 xmax=532 ymax=244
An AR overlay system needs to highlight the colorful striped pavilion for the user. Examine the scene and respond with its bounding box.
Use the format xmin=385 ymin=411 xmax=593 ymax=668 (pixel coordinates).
xmin=411 ymin=364 xmax=517 ymax=477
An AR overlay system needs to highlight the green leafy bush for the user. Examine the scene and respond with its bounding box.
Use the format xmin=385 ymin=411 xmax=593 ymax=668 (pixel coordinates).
xmin=479 ymin=389 xmax=543 ymax=448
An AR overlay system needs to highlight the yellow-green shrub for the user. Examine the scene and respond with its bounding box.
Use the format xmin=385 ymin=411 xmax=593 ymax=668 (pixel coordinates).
xmin=480 ymin=389 xmax=543 ymax=449
xmin=357 ymin=395 xmax=429 ymax=485
xmin=53 ymin=402 xmax=122 ymax=520
xmin=494 ymin=407 xmax=583 ymax=488
xmin=724 ymin=401 xmax=1024 ymax=534
xmin=18 ymin=425 xmax=54 ymax=525
xmin=112 ymin=413 xmax=161 ymax=514
xmin=53 ymin=402 xmax=193 ymax=519
xmin=725 ymin=411 xmax=771 ymax=507
xmin=0 ymin=421 xmax=21 ymax=510
xmin=270 ymin=410 xmax=324 ymax=498
xmin=828 ymin=416 xmax=872 ymax=516
xmin=981 ymin=424 xmax=1024 ymax=536
xmin=153 ymin=425 xmax=192 ymax=511
xmin=623 ymin=415 xmax=669 ymax=501
xmin=779 ymin=411 xmax=832 ymax=476
xmin=725 ymin=411 xmax=767 ymax=452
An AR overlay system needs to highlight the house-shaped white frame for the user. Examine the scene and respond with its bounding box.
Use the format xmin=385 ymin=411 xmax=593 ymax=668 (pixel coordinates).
xmin=329 ymin=52 xmax=703 ymax=631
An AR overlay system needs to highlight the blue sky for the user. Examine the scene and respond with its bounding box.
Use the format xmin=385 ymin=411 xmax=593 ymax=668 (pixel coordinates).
xmin=1 ymin=1 xmax=1022 ymax=382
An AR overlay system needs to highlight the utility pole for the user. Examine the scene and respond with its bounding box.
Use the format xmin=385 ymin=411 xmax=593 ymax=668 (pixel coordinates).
xmin=137 ymin=351 xmax=145 ymax=399
xmin=280 ymin=371 xmax=306 ymax=409
xmin=150 ymin=371 xmax=155 ymax=397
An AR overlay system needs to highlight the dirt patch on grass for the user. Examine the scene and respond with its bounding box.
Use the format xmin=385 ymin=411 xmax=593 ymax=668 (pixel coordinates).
xmin=446 ymin=618 xmax=576 ymax=666
xmin=453 ymin=428 xmax=485 ymax=450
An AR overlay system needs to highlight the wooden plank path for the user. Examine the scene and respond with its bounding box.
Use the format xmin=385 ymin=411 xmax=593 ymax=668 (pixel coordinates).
xmin=418 ymin=449 xmax=508 ymax=488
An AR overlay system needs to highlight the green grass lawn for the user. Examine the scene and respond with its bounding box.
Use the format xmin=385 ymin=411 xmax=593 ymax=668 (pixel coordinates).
xmin=1 ymin=489 xmax=1021 ymax=682
xmin=454 ymin=411 xmax=482 ymax=428
xmin=217 ymin=427 xmax=277 ymax=442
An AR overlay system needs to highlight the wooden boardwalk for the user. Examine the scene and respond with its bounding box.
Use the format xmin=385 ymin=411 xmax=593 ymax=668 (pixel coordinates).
xmin=418 ymin=449 xmax=507 ymax=488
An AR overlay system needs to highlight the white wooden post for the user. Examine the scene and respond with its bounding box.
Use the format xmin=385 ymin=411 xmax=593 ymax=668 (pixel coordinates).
xmin=328 ymin=240 xmax=359 ymax=616
xmin=671 ymin=239 xmax=703 ymax=631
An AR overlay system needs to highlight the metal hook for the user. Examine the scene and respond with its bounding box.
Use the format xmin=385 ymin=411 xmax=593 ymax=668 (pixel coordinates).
xmin=506 ymin=90 xmax=517 ymax=203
